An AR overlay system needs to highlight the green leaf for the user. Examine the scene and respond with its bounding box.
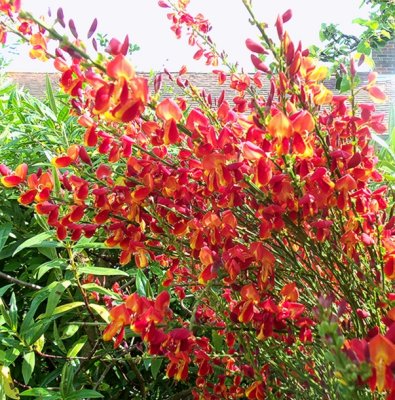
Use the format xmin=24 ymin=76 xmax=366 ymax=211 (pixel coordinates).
xmin=339 ymin=77 xmax=351 ymax=93
xmin=380 ymin=30 xmax=391 ymax=39
xmin=352 ymin=17 xmax=368 ymax=25
xmin=60 ymin=362 xmax=76 ymax=398
xmin=82 ymin=283 xmax=122 ymax=300
xmin=67 ymin=335 xmax=87 ymax=358
xmin=73 ymin=239 xmax=109 ymax=250
xmin=212 ymin=330 xmax=223 ymax=352
xmin=39 ymin=367 xmax=62 ymax=387
xmin=53 ymin=321 xmax=67 ymax=354
xmin=88 ymin=303 xmax=110 ymax=323
xmin=65 ymin=390 xmax=104 ymax=399
xmin=4 ymin=347 xmax=21 ymax=365
xmin=20 ymin=284 xmax=56 ymax=335
xmin=45 ymin=281 xmax=71 ymax=318
xmin=38 ymin=246 xmax=58 ymax=260
xmin=39 ymin=302 xmax=85 ymax=319
xmin=60 ymin=324 xmax=79 ymax=340
xmin=372 ymin=132 xmax=395 ymax=162
xmin=78 ymin=266 xmax=129 ymax=277
xmin=13 ymin=233 xmax=61 ymax=256
xmin=150 ymin=357 xmax=163 ymax=379
xmin=8 ymin=292 xmax=18 ymax=331
xmin=35 ymin=259 xmax=67 ymax=280
xmin=22 ymin=352 xmax=35 ymax=384
xmin=45 ymin=75 xmax=57 ymax=115
xmin=51 ymin=166 xmax=61 ymax=198
xmin=136 ymin=269 xmax=149 ymax=297
xmin=23 ymin=320 xmax=52 ymax=346
xmin=0 ymin=284 xmax=14 ymax=298
xmin=57 ymin=106 xmax=70 ymax=123
xmin=20 ymin=388 xmax=61 ymax=398
xmin=0 ymin=223 xmax=12 ymax=253
xmin=0 ymin=299 xmax=12 ymax=330
xmin=356 ymin=40 xmax=371 ymax=55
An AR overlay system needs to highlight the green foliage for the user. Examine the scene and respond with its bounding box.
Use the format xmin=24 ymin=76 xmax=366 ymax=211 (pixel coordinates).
xmin=0 ymin=79 xmax=189 ymax=400
xmin=312 ymin=0 xmax=395 ymax=64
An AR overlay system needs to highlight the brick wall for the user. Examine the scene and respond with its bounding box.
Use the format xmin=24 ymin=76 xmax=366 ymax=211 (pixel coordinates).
xmin=373 ymin=40 xmax=395 ymax=74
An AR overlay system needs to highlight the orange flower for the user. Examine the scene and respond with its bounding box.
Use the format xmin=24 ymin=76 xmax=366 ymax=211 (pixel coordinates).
xmin=0 ymin=163 xmax=27 ymax=188
xmin=106 ymin=54 xmax=135 ymax=80
xmin=246 ymin=381 xmax=265 ymax=400
xmin=367 ymin=72 xmax=387 ymax=103
xmin=156 ymin=98 xmax=183 ymax=122
xmin=166 ymin=352 xmax=190 ymax=381
xmin=267 ymin=112 xmax=293 ymax=139
xmin=102 ymin=304 xmax=131 ymax=348
xmin=368 ymin=334 xmax=395 ymax=392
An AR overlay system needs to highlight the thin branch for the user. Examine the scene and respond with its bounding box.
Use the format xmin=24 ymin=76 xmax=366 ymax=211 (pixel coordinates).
xmin=168 ymin=389 xmax=193 ymax=400
xmin=0 ymin=271 xmax=42 ymax=290
xmin=93 ymin=362 xmax=114 ymax=390
xmin=127 ymin=358 xmax=146 ymax=400
xmin=35 ymin=349 xmax=101 ymax=361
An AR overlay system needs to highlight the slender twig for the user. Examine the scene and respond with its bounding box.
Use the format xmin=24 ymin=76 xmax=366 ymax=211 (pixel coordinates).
xmin=13 ymin=379 xmax=32 ymax=390
xmin=35 ymin=349 xmax=101 ymax=361
xmin=168 ymin=389 xmax=193 ymax=400
xmin=0 ymin=271 xmax=42 ymax=290
xmin=127 ymin=358 xmax=146 ymax=400
xmin=93 ymin=362 xmax=114 ymax=390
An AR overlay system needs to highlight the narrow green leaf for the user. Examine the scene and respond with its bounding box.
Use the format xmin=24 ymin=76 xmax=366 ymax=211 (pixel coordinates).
xmin=88 ymin=303 xmax=110 ymax=323
xmin=372 ymin=132 xmax=395 ymax=162
xmin=20 ymin=387 xmax=61 ymax=398
xmin=53 ymin=321 xmax=67 ymax=354
xmin=136 ymin=269 xmax=148 ymax=297
xmin=39 ymin=367 xmax=62 ymax=387
xmin=73 ymin=239 xmax=109 ymax=250
xmin=0 ymin=298 xmax=12 ymax=329
xmin=0 ymin=284 xmax=14 ymax=298
xmin=20 ymin=283 xmax=56 ymax=335
xmin=8 ymin=292 xmax=18 ymax=331
xmin=45 ymin=75 xmax=57 ymax=115
xmin=13 ymin=233 xmax=60 ymax=256
xmin=38 ymin=246 xmax=58 ymax=260
xmin=39 ymin=302 xmax=85 ymax=319
xmin=23 ymin=320 xmax=51 ymax=346
xmin=356 ymin=40 xmax=371 ymax=55
xmin=4 ymin=347 xmax=21 ymax=365
xmin=22 ymin=352 xmax=35 ymax=385
xmin=150 ymin=357 xmax=163 ymax=379
xmin=59 ymin=324 xmax=79 ymax=340
xmin=0 ymin=223 xmax=12 ymax=253
xmin=45 ymin=281 xmax=71 ymax=317
xmin=51 ymin=166 xmax=61 ymax=198
xmin=339 ymin=77 xmax=351 ymax=93
xmin=57 ymin=105 xmax=70 ymax=122
xmin=352 ymin=17 xmax=368 ymax=25
xmin=60 ymin=362 xmax=76 ymax=398
xmin=78 ymin=266 xmax=129 ymax=277
xmin=65 ymin=390 xmax=104 ymax=399
xmin=35 ymin=259 xmax=67 ymax=280
xmin=143 ymin=358 xmax=150 ymax=371
xmin=67 ymin=335 xmax=87 ymax=358
xmin=82 ymin=283 xmax=122 ymax=300
xmin=212 ymin=330 xmax=223 ymax=352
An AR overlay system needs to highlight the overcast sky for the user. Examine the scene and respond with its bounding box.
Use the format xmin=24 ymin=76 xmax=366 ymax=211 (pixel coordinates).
xmin=4 ymin=0 xmax=370 ymax=72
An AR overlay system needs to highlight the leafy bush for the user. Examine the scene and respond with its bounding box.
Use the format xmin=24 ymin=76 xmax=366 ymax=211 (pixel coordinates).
xmin=0 ymin=0 xmax=395 ymax=399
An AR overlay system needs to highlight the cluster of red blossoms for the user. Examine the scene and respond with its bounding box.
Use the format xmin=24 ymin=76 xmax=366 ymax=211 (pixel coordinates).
xmin=1 ymin=0 xmax=395 ymax=398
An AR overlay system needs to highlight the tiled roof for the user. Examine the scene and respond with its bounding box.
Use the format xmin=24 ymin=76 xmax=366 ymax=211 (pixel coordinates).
xmin=6 ymin=71 xmax=395 ymax=125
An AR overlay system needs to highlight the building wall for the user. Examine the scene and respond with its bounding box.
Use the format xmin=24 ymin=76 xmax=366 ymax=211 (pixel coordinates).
xmin=373 ymin=40 xmax=395 ymax=74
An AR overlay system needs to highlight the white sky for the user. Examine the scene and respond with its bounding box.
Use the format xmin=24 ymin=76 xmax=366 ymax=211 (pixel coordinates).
xmin=3 ymin=0 xmax=370 ymax=72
